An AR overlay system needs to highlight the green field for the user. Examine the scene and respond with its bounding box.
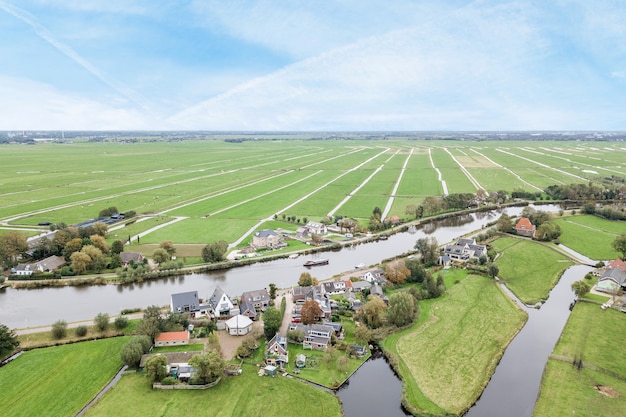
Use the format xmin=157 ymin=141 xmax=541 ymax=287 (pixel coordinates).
xmin=2 ymin=139 xmax=625 ymax=247
xmin=533 ymin=302 xmax=626 ymax=416
xmin=554 ymin=215 xmax=624 ymax=260
xmin=383 ymin=274 xmax=527 ymax=415
xmin=0 ymin=337 xmax=128 ymax=417
xmin=492 ymin=237 xmax=574 ymax=304
xmin=84 ymin=365 xmax=342 ymax=417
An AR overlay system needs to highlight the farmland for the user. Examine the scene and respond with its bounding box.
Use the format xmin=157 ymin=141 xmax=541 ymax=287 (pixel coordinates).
xmin=2 ymin=137 xmax=626 ymax=253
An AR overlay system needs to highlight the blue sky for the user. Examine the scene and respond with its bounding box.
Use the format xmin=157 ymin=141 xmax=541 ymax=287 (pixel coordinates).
xmin=1 ymin=0 xmax=626 ymax=130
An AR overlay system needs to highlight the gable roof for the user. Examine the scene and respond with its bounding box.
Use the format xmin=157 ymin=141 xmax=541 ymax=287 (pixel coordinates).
xmin=34 ymin=255 xmax=65 ymax=271
xmin=171 ymin=291 xmax=199 ymax=311
xmin=120 ymin=252 xmax=143 ymax=263
xmin=515 ymin=217 xmax=534 ymax=230
xmin=254 ymin=229 xmax=278 ymax=238
xmin=225 ymin=314 xmax=253 ymax=329
xmin=155 ymin=331 xmax=189 ymax=342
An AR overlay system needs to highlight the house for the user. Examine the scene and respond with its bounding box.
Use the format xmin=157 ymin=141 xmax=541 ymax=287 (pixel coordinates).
xmin=251 ymin=229 xmax=283 ymax=249
xmin=265 ymin=333 xmax=289 ymax=367
xmin=155 ymin=330 xmax=190 ymax=347
xmin=596 ymin=259 xmax=626 ymax=294
xmin=515 ymin=217 xmax=536 ymax=237
xmin=370 ymin=282 xmax=389 ymax=304
xmin=33 ymin=255 xmax=65 ymax=273
xmin=305 ymin=221 xmax=327 ymax=236
xmin=240 ymin=289 xmax=271 ymax=311
xmin=350 ymin=281 xmax=372 ymax=292
xmin=224 ymin=314 xmax=253 ymax=336
xmin=349 ymin=344 xmax=367 ymax=358
xmin=208 ymin=286 xmax=239 ymax=317
xmin=13 ymin=263 xmax=33 ymax=276
xmin=296 ymin=226 xmax=309 ymax=239
xmin=443 ymin=238 xmax=486 ymax=263
xmin=361 ymin=268 xmax=385 ymax=284
xmin=239 ymin=297 xmax=259 ymax=320
xmin=170 ymin=291 xmax=211 ymax=318
xmin=292 ymin=286 xmax=316 ymax=302
xmin=119 ymin=252 xmax=145 ymax=266
xmin=439 ymin=254 xmax=452 ymax=268
xmin=321 ymin=281 xmax=346 ymax=295
xmin=289 ymin=323 xmax=334 ymax=350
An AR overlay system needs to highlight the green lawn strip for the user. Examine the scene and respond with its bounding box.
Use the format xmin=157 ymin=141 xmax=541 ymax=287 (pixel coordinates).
xmin=469 ymin=167 xmax=529 ymax=192
xmin=152 ymin=343 xmax=205 ymax=353
xmin=384 ymin=274 xmax=527 ymax=415
xmin=533 ymin=361 xmax=626 ymax=417
xmin=552 ymin=302 xmax=626 ymax=375
xmin=0 ymin=337 xmax=129 ymax=417
xmin=339 ymin=195 xmax=390 ymax=219
xmin=395 ymin=152 xmax=442 ymax=197
xmin=554 ymin=217 xmax=620 ymax=260
xmin=533 ymin=303 xmax=626 ymax=417
xmin=494 ymin=237 xmax=573 ymax=304
xmin=142 ymin=217 xmax=254 ymax=244
xmin=562 ymin=214 xmax=626 ymax=234
xmin=84 ymin=365 xmax=343 ymax=417
xmin=582 ymin=293 xmax=610 ymax=303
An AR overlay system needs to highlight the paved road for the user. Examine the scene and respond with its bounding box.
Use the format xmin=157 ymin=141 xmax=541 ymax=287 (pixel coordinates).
xmin=14 ymin=313 xmax=144 ymax=335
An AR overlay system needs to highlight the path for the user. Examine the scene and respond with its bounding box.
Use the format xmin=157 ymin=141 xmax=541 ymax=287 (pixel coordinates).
xmin=443 ymin=147 xmax=483 ymax=191
xmin=15 ymin=313 xmax=145 ymax=335
xmin=469 ymin=148 xmax=543 ymax=192
xmin=126 ymin=216 xmax=187 ymax=245
xmin=429 ymin=148 xmax=448 ymax=195
xmin=496 ymin=148 xmax=587 ymax=182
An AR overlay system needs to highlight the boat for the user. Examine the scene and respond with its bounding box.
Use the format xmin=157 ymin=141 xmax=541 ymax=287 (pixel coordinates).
xmin=303 ymin=258 xmax=329 ymax=267
xmin=355 ymin=263 xmax=365 ymax=269
xmin=288 ymin=254 xmax=299 ymax=259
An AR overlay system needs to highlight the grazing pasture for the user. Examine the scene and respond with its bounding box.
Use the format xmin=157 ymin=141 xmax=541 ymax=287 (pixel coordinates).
xmin=2 ymin=139 xmax=625 ymax=248
xmin=554 ymin=216 xmax=622 ymax=261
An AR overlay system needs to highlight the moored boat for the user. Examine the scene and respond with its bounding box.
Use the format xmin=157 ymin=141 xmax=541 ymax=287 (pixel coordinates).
xmin=303 ymin=258 xmax=329 ymax=267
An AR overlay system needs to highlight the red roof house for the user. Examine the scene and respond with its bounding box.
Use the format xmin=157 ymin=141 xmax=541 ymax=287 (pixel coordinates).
xmin=515 ymin=217 xmax=536 ymax=237
xmin=155 ymin=330 xmax=190 ymax=347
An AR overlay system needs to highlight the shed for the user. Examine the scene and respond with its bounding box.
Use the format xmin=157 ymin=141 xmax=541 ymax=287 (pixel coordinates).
xmin=264 ymin=365 xmax=277 ymax=376
xmin=295 ymin=354 xmax=307 ymax=368
xmin=224 ymin=314 xmax=253 ymax=336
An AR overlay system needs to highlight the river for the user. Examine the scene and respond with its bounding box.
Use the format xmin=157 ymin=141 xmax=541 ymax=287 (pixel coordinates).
xmin=1 ymin=204 xmax=560 ymax=329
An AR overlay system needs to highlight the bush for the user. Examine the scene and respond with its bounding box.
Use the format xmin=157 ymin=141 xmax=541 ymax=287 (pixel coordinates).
xmin=114 ymin=316 xmax=129 ymax=330
xmin=120 ymin=307 xmax=141 ymax=315
xmin=75 ymin=325 xmax=88 ymax=337
xmin=51 ymin=320 xmax=67 ymax=339
xmin=94 ymin=313 xmax=110 ymax=332
xmin=160 ymin=376 xmax=178 ymax=385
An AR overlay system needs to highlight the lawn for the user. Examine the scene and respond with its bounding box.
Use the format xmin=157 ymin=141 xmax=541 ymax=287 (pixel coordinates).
xmin=152 ymin=343 xmax=205 ymax=353
xmin=492 ymin=237 xmax=573 ymax=304
xmin=533 ymin=302 xmax=626 ymax=416
xmin=0 ymin=337 xmax=129 ymax=417
xmin=84 ymin=365 xmax=343 ymax=417
xmin=554 ymin=215 xmax=623 ymax=260
xmin=383 ymin=274 xmax=527 ymax=416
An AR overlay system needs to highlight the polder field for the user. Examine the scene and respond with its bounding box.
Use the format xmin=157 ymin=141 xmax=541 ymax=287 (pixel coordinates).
xmin=2 ymin=137 xmax=626 ymax=251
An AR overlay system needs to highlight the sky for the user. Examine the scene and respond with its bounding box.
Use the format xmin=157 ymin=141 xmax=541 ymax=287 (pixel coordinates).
xmin=1 ymin=0 xmax=626 ymax=131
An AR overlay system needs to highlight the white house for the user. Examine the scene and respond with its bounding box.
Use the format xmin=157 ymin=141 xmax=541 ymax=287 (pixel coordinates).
xmin=208 ymin=285 xmax=239 ymax=317
xmin=225 ymin=314 xmax=253 ymax=336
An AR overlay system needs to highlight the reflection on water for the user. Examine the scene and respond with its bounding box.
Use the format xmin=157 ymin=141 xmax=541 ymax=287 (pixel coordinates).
xmin=337 ymin=348 xmax=410 ymax=417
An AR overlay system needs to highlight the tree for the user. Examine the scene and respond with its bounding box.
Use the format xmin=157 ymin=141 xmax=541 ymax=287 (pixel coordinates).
xmin=153 ymin=248 xmax=169 ymax=264
xmin=496 ymin=214 xmax=514 ymax=233
xmin=337 ymin=355 xmax=350 ymax=373
xmin=612 ymin=233 xmax=626 ymax=260
xmin=268 ymin=283 xmax=278 ymax=300
xmin=263 ymin=307 xmax=283 ymax=340
xmin=99 ymin=206 xmax=118 ymax=218
xmin=311 ymin=233 xmax=324 ymax=245
xmin=64 ymin=238 xmax=83 ymax=260
xmin=363 ymin=296 xmax=387 ymax=329
xmin=353 ymin=325 xmax=372 ymax=343
xmin=301 ymin=299 xmax=323 ymax=325
xmin=387 ymin=292 xmax=417 ymax=327
xmin=51 ymin=320 xmax=67 ymax=339
xmin=94 ymin=313 xmax=110 ymax=332
xmin=202 ymin=240 xmax=228 ymax=263
xmin=405 ymin=258 xmax=427 ymax=283
xmin=70 ymin=251 xmax=91 ymax=274
xmin=571 ymin=280 xmax=591 ymax=298
xmin=137 ymin=305 xmax=165 ymax=340
xmin=159 ymin=240 xmax=176 ymax=256
xmin=120 ymin=340 xmax=145 ymax=367
xmin=414 ymin=237 xmax=439 ymax=267
xmin=384 ymin=260 xmax=410 ymax=284
xmin=111 ymin=240 xmax=124 ymax=255
xmin=488 ymin=263 xmax=500 ymax=279
xmin=144 ymin=355 xmax=168 ymax=383
xmin=91 ymin=221 xmax=108 ymax=237
xmin=81 ymin=245 xmax=106 ymax=272
xmin=89 ymin=235 xmax=110 ymax=255
xmin=298 ymin=272 xmax=318 ymax=286
xmin=0 ymin=231 xmax=28 ymax=268
xmin=189 ymin=349 xmax=225 ymax=384
xmin=0 ymin=324 xmax=19 ymax=358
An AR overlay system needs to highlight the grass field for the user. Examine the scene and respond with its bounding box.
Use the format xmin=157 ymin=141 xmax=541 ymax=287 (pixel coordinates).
xmin=2 ymin=139 xmax=625 ymax=247
xmin=383 ymin=274 xmax=527 ymax=415
xmin=84 ymin=365 xmax=342 ymax=417
xmin=533 ymin=302 xmax=626 ymax=416
xmin=0 ymin=337 xmax=129 ymax=417
xmin=492 ymin=237 xmax=573 ymax=304
xmin=554 ymin=215 xmax=624 ymax=260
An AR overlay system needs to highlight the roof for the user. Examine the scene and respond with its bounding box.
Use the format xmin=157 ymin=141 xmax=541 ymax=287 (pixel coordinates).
xmin=171 ymin=291 xmax=199 ymax=310
xmin=120 ymin=252 xmax=143 ymax=263
xmin=241 ymin=288 xmax=270 ymax=303
xmin=225 ymin=314 xmax=253 ymax=329
xmin=34 ymin=255 xmax=66 ymax=271
xmin=254 ymin=229 xmax=278 ymax=238
xmin=155 ymin=331 xmax=189 ymax=342
xmin=515 ymin=217 xmax=534 ymax=230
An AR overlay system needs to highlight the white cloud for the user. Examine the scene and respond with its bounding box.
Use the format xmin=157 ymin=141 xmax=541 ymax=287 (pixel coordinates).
xmin=0 ymin=76 xmax=160 ymax=130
